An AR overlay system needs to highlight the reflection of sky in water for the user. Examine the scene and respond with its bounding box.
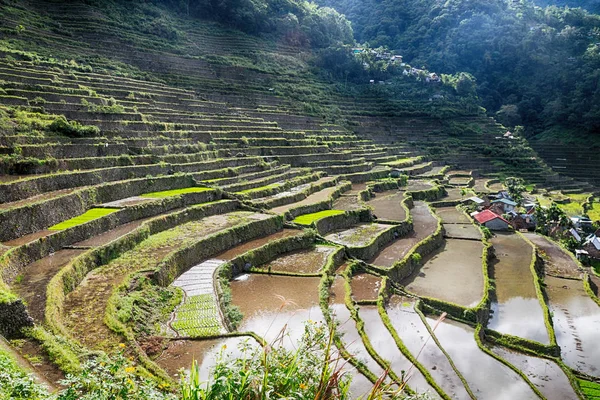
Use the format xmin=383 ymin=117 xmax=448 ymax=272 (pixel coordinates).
xmin=359 ymin=307 xmax=441 ymax=398
xmin=488 ymin=297 xmax=549 ymax=344
xmin=385 ymin=304 xmax=470 ymax=399
xmin=493 ymin=347 xmax=579 ymax=400
xmin=427 ymin=318 xmax=537 ymax=400
xmin=551 ymin=297 xmax=600 ymax=377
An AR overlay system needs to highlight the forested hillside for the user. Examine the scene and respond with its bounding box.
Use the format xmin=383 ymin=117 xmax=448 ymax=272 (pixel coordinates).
xmin=536 ymin=0 xmax=600 ymax=13
xmin=315 ymin=0 xmax=600 ymax=143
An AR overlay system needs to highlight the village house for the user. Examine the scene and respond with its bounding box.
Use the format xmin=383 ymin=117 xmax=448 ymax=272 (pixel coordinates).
xmin=583 ymin=233 xmax=600 ymax=260
xmin=465 ymin=196 xmax=486 ymax=210
xmin=571 ymin=216 xmax=593 ymax=230
xmin=491 ymin=198 xmax=517 ymax=213
xmin=509 ymin=212 xmax=536 ymax=231
xmin=473 ymin=210 xmax=511 ymax=231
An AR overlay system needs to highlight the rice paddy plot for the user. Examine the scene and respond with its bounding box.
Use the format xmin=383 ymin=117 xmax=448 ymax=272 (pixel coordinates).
xmin=403 ymin=239 xmax=485 ymax=307
xmin=140 ymin=187 xmax=212 ymax=198
xmin=48 ymin=208 xmax=118 ymax=230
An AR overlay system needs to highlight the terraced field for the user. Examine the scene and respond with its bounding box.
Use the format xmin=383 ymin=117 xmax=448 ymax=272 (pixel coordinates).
xmin=1 ymin=1 xmax=600 ymax=399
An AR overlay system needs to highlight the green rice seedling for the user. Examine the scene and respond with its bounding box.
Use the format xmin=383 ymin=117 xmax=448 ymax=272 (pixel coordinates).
xmin=140 ymin=187 xmax=211 ymax=198
xmin=48 ymin=208 xmax=118 ymax=230
xmin=293 ymin=210 xmax=345 ymax=225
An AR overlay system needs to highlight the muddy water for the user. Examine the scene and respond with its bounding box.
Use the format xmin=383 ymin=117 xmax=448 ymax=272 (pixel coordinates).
xmin=325 ymin=223 xmax=390 ymax=247
xmin=271 ymin=185 xmax=342 ymax=214
xmin=329 ymin=275 xmax=347 ymax=304
xmin=231 ymin=275 xmax=323 ymax=343
xmin=367 ymin=191 xmax=406 ymax=221
xmin=351 ymin=273 xmax=381 ymax=302
xmin=156 ymin=336 xmax=258 ymax=380
xmin=63 ymin=212 xmax=264 ymax=351
xmin=0 ymin=188 xmax=79 ymax=210
xmin=435 ymin=207 xmax=470 ymax=224
xmin=429 ymin=318 xmax=537 ymax=399
xmin=443 ymin=224 xmax=481 ymax=240
xmin=403 ymin=239 xmax=484 ymax=307
xmin=256 ymin=245 xmax=334 ymax=274
xmin=358 ymin=306 xmax=437 ymax=397
xmin=330 ymin=303 xmax=387 ymax=398
xmin=370 ymin=202 xmax=437 ymax=268
xmin=488 ymin=233 xmax=549 ymax=343
xmin=333 ymin=194 xmax=362 ymax=211
xmin=3 ymin=230 xmax=54 ymax=247
xmin=545 ymin=276 xmax=600 ymax=376
xmin=215 ymin=229 xmax=302 ymax=260
xmin=523 ymin=233 xmax=582 ymax=278
xmin=346 ymin=183 xmax=368 ymax=195
xmin=386 ymin=296 xmax=471 ymax=399
xmin=13 ymin=249 xmax=85 ymax=322
xmin=492 ymin=346 xmax=579 ymax=400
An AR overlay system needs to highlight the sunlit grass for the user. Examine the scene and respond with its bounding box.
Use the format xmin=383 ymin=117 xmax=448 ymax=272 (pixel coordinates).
xmin=579 ymin=379 xmax=600 ymax=399
xmin=140 ymin=187 xmax=211 ymax=198
xmin=48 ymin=208 xmax=118 ymax=230
xmin=588 ymin=202 xmax=600 ymax=222
xmin=237 ymin=183 xmax=282 ymax=194
xmin=293 ymin=209 xmax=345 ymax=225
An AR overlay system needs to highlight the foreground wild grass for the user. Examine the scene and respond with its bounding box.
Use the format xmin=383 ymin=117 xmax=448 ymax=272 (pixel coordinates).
xmin=48 ymin=208 xmax=118 ymax=230
xmin=1 ymin=323 xmax=428 ymax=399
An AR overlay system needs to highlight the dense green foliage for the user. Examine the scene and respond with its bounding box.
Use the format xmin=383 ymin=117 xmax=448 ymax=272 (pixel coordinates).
xmin=536 ymin=0 xmax=600 ymax=14
xmin=154 ymin=0 xmax=353 ymax=47
xmin=315 ymin=0 xmax=600 ymax=140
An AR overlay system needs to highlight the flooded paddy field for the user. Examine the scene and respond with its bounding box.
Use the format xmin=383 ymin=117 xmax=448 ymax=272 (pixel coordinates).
xmin=231 ymin=274 xmax=324 ymax=343
xmin=255 ymin=245 xmax=335 ymax=274
xmin=370 ymin=202 xmax=437 ymax=267
xmin=435 ymin=207 xmax=470 ymax=224
xmin=430 ymin=318 xmax=538 ymax=400
xmin=367 ymin=190 xmax=406 ymax=221
xmin=385 ymin=296 xmax=472 ymax=399
xmin=443 ymin=223 xmax=481 ymax=240
xmin=488 ymin=233 xmax=549 ymax=343
xmin=545 ymin=276 xmax=600 ymax=377
xmin=350 ymin=273 xmax=382 ymax=302
xmin=403 ymin=239 xmax=484 ymax=307
xmin=491 ymin=346 xmax=579 ymax=400
xmin=357 ymin=305 xmax=436 ymax=396
xmin=271 ymin=184 xmax=344 ymax=214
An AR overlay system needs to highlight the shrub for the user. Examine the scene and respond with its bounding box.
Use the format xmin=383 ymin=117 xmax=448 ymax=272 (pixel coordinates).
xmin=47 ymin=116 xmax=100 ymax=137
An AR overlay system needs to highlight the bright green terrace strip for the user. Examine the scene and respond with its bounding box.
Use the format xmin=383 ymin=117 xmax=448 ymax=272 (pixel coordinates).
xmin=49 ymin=208 xmax=118 ymax=230
xmin=140 ymin=187 xmax=211 ymax=198
xmin=579 ymin=379 xmax=600 ymax=399
xmin=293 ymin=210 xmax=345 ymax=225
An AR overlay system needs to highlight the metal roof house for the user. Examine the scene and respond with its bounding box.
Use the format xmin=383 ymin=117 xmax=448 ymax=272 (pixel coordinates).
xmin=473 ymin=210 xmax=510 ymax=231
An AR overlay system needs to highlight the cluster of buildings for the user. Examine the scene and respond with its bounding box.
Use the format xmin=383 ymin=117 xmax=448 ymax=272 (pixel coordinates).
xmin=568 ymin=216 xmax=600 ymax=263
xmin=466 ymin=191 xmax=536 ymax=231
xmin=351 ymin=48 xmax=441 ymax=84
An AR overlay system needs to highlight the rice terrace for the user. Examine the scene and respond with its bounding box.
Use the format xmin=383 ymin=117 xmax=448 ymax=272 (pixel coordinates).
xmin=1 ymin=0 xmax=600 ymax=399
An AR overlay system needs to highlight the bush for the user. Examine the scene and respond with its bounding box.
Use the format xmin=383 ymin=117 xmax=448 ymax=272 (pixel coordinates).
xmin=0 ymin=350 xmax=49 ymax=400
xmin=47 ymin=116 xmax=100 ymax=138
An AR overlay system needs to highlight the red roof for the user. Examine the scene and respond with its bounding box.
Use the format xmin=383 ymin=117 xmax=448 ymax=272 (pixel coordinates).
xmin=474 ymin=210 xmax=509 ymax=225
